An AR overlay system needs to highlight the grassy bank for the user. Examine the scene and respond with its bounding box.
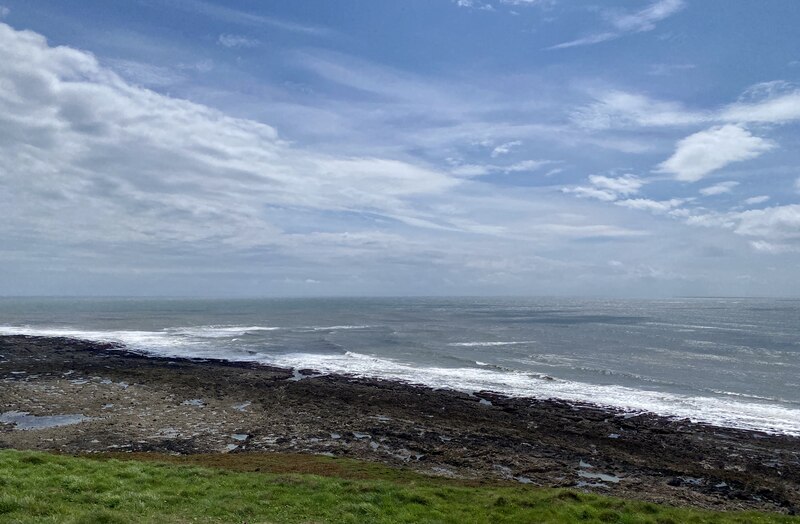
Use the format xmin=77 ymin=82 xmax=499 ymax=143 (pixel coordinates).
xmin=0 ymin=450 xmax=796 ymax=523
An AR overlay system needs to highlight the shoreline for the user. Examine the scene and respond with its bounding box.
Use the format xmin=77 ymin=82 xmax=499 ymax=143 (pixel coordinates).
xmin=1 ymin=334 xmax=798 ymax=513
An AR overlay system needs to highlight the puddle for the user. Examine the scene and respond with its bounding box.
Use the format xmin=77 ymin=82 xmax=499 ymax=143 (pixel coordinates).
xmin=479 ymin=398 xmax=493 ymax=406
xmin=353 ymin=432 xmax=371 ymax=439
xmin=225 ymin=444 xmax=238 ymax=452
xmin=287 ymin=369 xmax=325 ymax=382
xmin=101 ymin=403 xmax=114 ymax=410
xmin=0 ymin=411 xmax=89 ymax=430
xmin=371 ymin=415 xmax=392 ymax=422
xmin=578 ymin=459 xmax=621 ymax=484
xmin=330 ymin=432 xmax=342 ymax=439
xmin=392 ymin=448 xmax=425 ymax=461
xmin=514 ymin=476 xmax=534 ymax=484
xmin=608 ymin=433 xmax=620 ymax=439
xmin=181 ymin=399 xmax=205 ymax=407
xmin=232 ymin=401 xmax=251 ymax=412
xmin=493 ymin=465 xmax=513 ymax=477
xmin=578 ymin=471 xmax=621 ymax=483
xmin=231 ymin=433 xmax=249 ymax=441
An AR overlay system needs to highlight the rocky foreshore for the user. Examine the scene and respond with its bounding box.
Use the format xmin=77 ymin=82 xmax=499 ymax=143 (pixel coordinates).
xmin=1 ymin=335 xmax=798 ymax=513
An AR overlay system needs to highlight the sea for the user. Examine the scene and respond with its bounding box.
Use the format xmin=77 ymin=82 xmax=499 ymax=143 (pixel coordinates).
xmin=1 ymin=296 xmax=798 ymax=436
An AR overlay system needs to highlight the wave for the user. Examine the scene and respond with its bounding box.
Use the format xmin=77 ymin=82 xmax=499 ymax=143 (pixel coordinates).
xmin=2 ymin=325 xmax=800 ymax=436
xmin=167 ymin=326 xmax=280 ymax=338
xmin=448 ymin=341 xmax=536 ymax=347
xmin=299 ymin=325 xmax=375 ymax=331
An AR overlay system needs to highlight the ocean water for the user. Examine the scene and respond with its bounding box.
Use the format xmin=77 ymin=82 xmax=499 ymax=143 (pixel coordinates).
xmin=1 ymin=296 xmax=799 ymax=435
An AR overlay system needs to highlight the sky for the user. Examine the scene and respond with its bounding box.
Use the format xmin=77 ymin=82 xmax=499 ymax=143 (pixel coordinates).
xmin=1 ymin=0 xmax=800 ymax=297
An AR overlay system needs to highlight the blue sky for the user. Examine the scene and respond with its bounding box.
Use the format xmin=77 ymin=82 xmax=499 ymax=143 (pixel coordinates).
xmin=1 ymin=0 xmax=800 ymax=296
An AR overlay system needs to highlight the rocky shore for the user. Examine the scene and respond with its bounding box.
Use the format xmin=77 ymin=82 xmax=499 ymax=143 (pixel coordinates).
xmin=1 ymin=335 xmax=798 ymax=514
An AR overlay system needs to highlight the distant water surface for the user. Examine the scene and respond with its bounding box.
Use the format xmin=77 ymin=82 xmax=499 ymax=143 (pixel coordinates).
xmin=1 ymin=297 xmax=798 ymax=435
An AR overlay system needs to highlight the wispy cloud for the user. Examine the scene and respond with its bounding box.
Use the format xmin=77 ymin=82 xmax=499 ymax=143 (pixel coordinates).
xmin=498 ymin=0 xmax=554 ymax=6
xmin=105 ymin=58 xmax=186 ymax=87
xmin=647 ymin=63 xmax=695 ymax=76
xmin=571 ymin=90 xmax=706 ymax=130
xmin=744 ymin=195 xmax=770 ymax=205
xmin=550 ymin=0 xmax=686 ymax=49
xmin=453 ymin=0 xmax=495 ymax=11
xmin=616 ymin=198 xmax=685 ymax=213
xmin=563 ymin=174 xmax=644 ymax=202
xmin=699 ymin=181 xmax=739 ymax=196
xmin=491 ymin=140 xmax=522 ymax=157
xmin=720 ymin=89 xmax=800 ymax=124
xmin=0 ymin=5 xmax=9 ymax=19
xmin=217 ymin=33 xmax=259 ymax=49
xmin=449 ymin=159 xmax=556 ymax=177
xmin=657 ymin=125 xmax=775 ymax=182
xmin=164 ymin=0 xmax=332 ymax=36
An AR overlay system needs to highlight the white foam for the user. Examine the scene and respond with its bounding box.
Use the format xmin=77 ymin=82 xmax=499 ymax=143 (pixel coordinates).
xmin=302 ymin=325 xmax=374 ymax=331
xmin=448 ymin=341 xmax=536 ymax=347
xmin=2 ymin=325 xmax=799 ymax=436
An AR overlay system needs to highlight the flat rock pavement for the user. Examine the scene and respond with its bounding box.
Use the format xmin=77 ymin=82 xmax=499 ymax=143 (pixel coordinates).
xmin=1 ymin=335 xmax=798 ymax=514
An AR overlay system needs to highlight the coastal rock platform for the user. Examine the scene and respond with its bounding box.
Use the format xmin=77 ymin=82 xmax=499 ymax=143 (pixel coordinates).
xmin=1 ymin=335 xmax=798 ymax=513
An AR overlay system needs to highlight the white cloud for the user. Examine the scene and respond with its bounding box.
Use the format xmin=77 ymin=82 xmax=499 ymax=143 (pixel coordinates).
xmin=744 ymin=195 xmax=770 ymax=205
xmin=721 ymin=90 xmax=800 ymax=124
xmin=453 ymin=0 xmax=495 ymax=10
xmin=699 ymin=181 xmax=739 ymax=196
xmin=563 ymin=186 xmax=617 ymax=201
xmin=685 ymin=204 xmax=800 ymax=253
xmin=609 ymin=0 xmax=685 ymax=32
xmin=571 ymin=90 xmax=706 ymax=130
xmin=504 ymin=159 xmax=552 ymax=172
xmin=735 ymin=205 xmax=800 ymax=242
xmin=563 ymin=174 xmax=644 ymax=202
xmin=528 ymin=224 xmax=646 ymax=239
xmin=491 ymin=140 xmax=521 ymax=157
xmin=550 ymin=0 xmax=685 ymax=49
xmin=499 ymin=0 xmax=551 ymax=5
xmin=218 ymin=33 xmax=260 ymax=48
xmin=587 ymin=174 xmax=643 ymax=195
xmin=449 ymin=159 xmax=554 ymax=176
xmin=615 ymin=198 xmax=684 ymax=213
xmin=657 ymin=125 xmax=775 ymax=182
xmin=749 ymin=241 xmax=799 ymax=254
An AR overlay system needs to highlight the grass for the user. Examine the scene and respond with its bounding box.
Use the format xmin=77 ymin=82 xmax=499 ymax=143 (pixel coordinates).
xmin=0 ymin=449 xmax=797 ymax=523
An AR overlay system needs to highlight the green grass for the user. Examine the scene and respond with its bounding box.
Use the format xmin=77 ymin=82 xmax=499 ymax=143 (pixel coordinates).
xmin=0 ymin=450 xmax=796 ymax=523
